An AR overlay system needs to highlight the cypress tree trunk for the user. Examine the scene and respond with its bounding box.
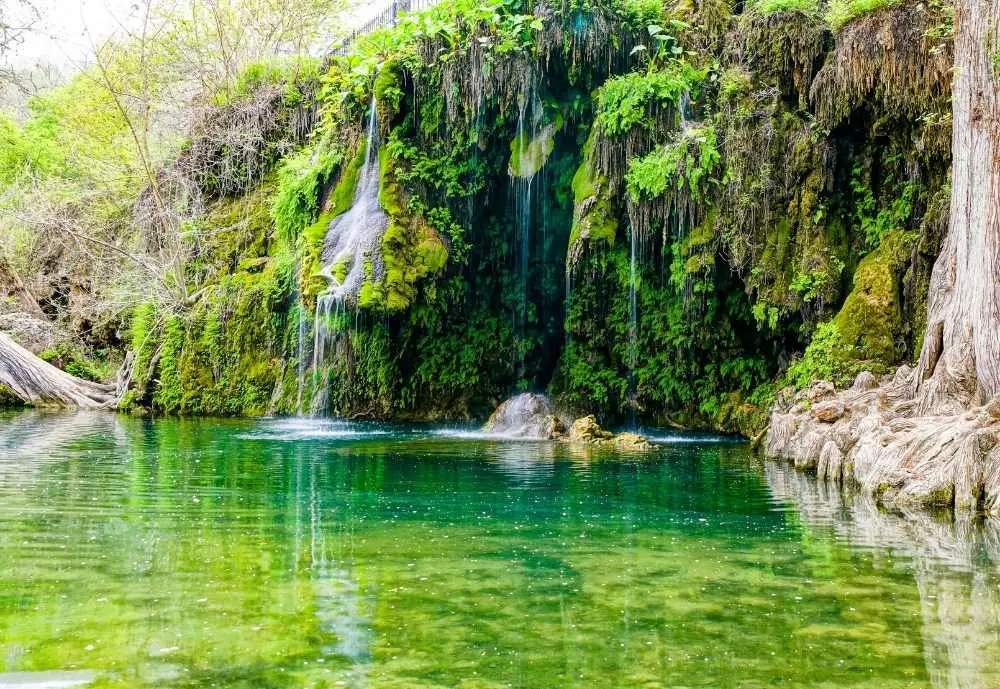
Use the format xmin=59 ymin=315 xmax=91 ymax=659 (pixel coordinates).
xmin=767 ymin=0 xmax=1000 ymax=508
xmin=916 ymin=0 xmax=1000 ymax=409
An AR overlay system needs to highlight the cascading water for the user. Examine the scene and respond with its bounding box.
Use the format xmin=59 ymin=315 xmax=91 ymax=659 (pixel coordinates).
xmin=509 ymin=72 xmax=545 ymax=380
xmin=628 ymin=224 xmax=639 ymax=430
xmin=321 ymin=97 xmax=388 ymax=302
xmin=296 ymin=298 xmax=309 ymax=415
xmin=309 ymin=97 xmax=388 ymax=416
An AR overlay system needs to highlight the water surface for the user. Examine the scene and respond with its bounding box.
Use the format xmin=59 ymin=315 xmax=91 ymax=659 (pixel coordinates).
xmin=0 ymin=411 xmax=998 ymax=689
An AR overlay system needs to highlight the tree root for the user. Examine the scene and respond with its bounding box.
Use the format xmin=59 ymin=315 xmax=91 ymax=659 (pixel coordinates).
xmin=766 ymin=359 xmax=1000 ymax=513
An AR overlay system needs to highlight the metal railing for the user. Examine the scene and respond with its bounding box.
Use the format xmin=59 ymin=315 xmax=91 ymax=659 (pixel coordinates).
xmin=330 ymin=0 xmax=446 ymax=56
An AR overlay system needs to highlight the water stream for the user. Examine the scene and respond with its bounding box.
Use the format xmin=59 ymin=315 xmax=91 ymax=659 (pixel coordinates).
xmin=509 ymin=72 xmax=545 ymax=380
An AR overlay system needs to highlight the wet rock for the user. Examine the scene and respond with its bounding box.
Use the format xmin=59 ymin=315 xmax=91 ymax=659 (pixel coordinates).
xmin=613 ymin=432 xmax=653 ymax=451
xmin=484 ymin=393 xmax=567 ymax=439
xmin=568 ymin=415 xmax=613 ymax=443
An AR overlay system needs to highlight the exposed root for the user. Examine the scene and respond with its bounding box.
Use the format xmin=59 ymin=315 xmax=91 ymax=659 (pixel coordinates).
xmin=766 ymin=364 xmax=1000 ymax=512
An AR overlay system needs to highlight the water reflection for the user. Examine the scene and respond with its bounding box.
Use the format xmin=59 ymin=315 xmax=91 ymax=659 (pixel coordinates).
xmin=1 ymin=413 xmax=998 ymax=688
xmin=765 ymin=462 xmax=1000 ymax=689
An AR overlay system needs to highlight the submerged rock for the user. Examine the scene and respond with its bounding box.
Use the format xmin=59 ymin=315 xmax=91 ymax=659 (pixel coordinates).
xmin=484 ymin=398 xmax=653 ymax=451
xmin=484 ymin=393 xmax=567 ymax=439
xmin=568 ymin=415 xmax=613 ymax=443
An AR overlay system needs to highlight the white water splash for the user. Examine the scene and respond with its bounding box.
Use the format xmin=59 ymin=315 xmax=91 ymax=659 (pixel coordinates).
xmin=319 ymin=97 xmax=388 ymax=304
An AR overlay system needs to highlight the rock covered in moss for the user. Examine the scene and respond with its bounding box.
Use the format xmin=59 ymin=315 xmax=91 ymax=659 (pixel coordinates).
xmin=568 ymin=415 xmax=653 ymax=451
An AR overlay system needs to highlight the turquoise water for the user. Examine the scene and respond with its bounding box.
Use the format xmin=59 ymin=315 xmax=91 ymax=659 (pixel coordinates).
xmin=0 ymin=411 xmax=998 ymax=689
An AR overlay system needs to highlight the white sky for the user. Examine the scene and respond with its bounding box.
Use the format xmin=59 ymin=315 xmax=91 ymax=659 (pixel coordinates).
xmin=10 ymin=0 xmax=139 ymax=70
xmin=11 ymin=0 xmax=376 ymax=72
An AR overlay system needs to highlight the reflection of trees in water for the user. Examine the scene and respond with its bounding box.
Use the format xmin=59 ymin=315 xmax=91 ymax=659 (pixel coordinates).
xmin=292 ymin=452 xmax=373 ymax=688
xmin=0 ymin=410 xmax=127 ymax=481
xmin=764 ymin=462 xmax=1000 ymax=689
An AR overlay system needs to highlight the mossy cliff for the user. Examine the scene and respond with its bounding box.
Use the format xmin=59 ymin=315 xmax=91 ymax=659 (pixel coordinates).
xmin=122 ymin=0 xmax=955 ymax=432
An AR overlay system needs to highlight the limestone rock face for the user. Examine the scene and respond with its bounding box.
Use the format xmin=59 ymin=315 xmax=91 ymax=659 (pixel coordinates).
xmin=484 ymin=393 xmax=568 ymax=439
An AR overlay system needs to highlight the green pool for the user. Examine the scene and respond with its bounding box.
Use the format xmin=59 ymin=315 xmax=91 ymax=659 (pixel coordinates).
xmin=0 ymin=411 xmax=998 ymax=689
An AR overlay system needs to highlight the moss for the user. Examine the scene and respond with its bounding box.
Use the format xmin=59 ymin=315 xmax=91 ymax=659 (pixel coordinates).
xmin=825 ymin=0 xmax=904 ymax=30
xmin=833 ymin=231 xmax=911 ymax=361
xmin=788 ymin=230 xmax=914 ymax=388
xmin=748 ymin=0 xmax=820 ymax=16
xmin=509 ymin=113 xmax=563 ymax=179
xmin=568 ymin=134 xmax=619 ymax=261
xmin=272 ymin=145 xmax=341 ymax=244
xmin=330 ymin=140 xmax=367 ymax=218
xmin=374 ymin=61 xmax=406 ymax=124
xmin=357 ymin=147 xmax=449 ymax=313
xmin=0 ymin=384 xmax=23 ymax=408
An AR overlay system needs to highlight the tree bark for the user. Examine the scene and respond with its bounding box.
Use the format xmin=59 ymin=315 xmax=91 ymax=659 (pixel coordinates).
xmin=916 ymin=0 xmax=1000 ymax=408
xmin=0 ymin=333 xmax=118 ymax=409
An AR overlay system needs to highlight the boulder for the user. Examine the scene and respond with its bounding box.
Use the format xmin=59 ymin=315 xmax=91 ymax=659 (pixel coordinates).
xmin=568 ymin=415 xmax=613 ymax=443
xmin=613 ymin=432 xmax=653 ymax=451
xmin=484 ymin=393 xmax=568 ymax=439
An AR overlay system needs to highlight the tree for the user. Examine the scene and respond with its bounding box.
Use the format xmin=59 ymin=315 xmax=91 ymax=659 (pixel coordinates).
xmin=767 ymin=0 xmax=1000 ymax=508
xmin=0 ymin=0 xmax=39 ymax=86
xmin=914 ymin=0 xmax=1000 ymax=409
xmin=0 ymin=0 xmax=37 ymax=56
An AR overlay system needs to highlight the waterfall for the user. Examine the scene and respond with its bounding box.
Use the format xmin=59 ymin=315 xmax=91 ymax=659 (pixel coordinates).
xmin=296 ymin=298 xmax=309 ymax=415
xmin=509 ymin=72 xmax=545 ymax=380
xmin=320 ymin=97 xmax=387 ymax=302
xmin=309 ymin=96 xmax=387 ymax=416
xmin=628 ymin=225 xmax=639 ymax=429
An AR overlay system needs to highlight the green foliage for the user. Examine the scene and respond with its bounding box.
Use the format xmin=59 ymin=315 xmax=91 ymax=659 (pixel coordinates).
xmin=748 ymin=0 xmax=820 ymax=16
xmin=825 ymin=0 xmax=904 ymax=29
xmin=625 ymin=126 xmax=720 ymax=202
xmin=850 ymin=163 xmax=916 ymax=249
xmin=629 ymin=20 xmax=691 ymax=72
xmin=38 ymin=344 xmax=110 ymax=383
xmin=217 ymin=57 xmax=322 ymax=106
xmin=271 ymin=145 xmax=341 ymax=244
xmin=594 ymin=63 xmax=706 ymax=137
xmin=785 ymin=321 xmax=848 ymax=388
